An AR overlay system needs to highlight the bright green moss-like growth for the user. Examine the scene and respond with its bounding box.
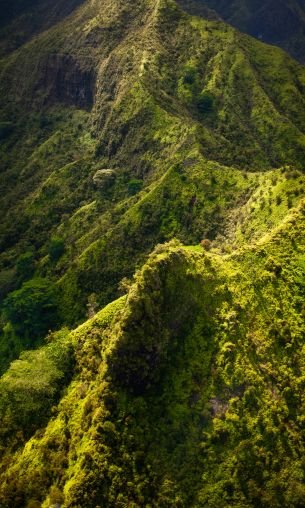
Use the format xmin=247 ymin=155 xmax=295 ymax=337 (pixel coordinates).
xmin=0 ymin=329 xmax=73 ymax=443
xmin=1 ymin=214 xmax=305 ymax=506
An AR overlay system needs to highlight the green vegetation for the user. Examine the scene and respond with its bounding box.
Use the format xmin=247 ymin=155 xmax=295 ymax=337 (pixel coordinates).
xmin=127 ymin=179 xmax=143 ymax=196
xmin=1 ymin=279 xmax=60 ymax=372
xmin=1 ymin=0 xmax=305 ymax=336
xmin=1 ymin=210 xmax=305 ymax=505
xmin=0 ymin=329 xmax=73 ymax=443
xmin=48 ymin=237 xmax=65 ymax=263
xmin=197 ymin=91 xmax=216 ymax=115
xmin=3 ymin=278 xmax=59 ymax=341
xmin=188 ymin=0 xmax=305 ymax=64
xmin=16 ymin=251 xmax=36 ymax=281
xmin=0 ymin=0 xmax=305 ymax=506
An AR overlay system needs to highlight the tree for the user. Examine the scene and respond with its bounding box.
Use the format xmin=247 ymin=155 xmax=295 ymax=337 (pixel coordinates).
xmin=201 ymin=239 xmax=212 ymax=251
xmin=93 ymin=169 xmax=116 ymax=190
xmin=4 ymin=278 xmax=59 ymax=343
xmin=0 ymin=330 xmax=73 ymax=439
xmin=128 ymin=179 xmax=143 ymax=196
xmin=16 ymin=251 xmax=35 ymax=280
xmin=48 ymin=237 xmax=65 ymax=262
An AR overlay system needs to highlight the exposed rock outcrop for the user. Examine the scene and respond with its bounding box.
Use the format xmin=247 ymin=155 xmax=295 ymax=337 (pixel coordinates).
xmin=37 ymin=53 xmax=95 ymax=109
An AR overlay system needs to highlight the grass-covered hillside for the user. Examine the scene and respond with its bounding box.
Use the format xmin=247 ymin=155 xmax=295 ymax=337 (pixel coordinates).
xmin=1 ymin=0 xmax=305 ymax=505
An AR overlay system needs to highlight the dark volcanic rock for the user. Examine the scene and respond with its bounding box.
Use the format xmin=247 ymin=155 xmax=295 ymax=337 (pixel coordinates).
xmin=37 ymin=54 xmax=95 ymax=109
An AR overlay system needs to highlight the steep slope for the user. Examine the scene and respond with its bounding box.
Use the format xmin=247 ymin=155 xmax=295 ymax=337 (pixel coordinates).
xmin=1 ymin=0 xmax=305 ymax=361
xmin=1 ymin=1 xmax=305 ymax=506
xmin=1 ymin=200 xmax=305 ymax=506
xmin=177 ymin=0 xmax=305 ymax=64
xmin=0 ymin=0 xmax=85 ymax=57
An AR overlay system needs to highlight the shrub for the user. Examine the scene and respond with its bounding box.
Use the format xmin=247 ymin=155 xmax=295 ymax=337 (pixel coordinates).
xmin=183 ymin=66 xmax=197 ymax=85
xmin=16 ymin=251 xmax=35 ymax=280
xmin=197 ymin=91 xmax=215 ymax=115
xmin=271 ymin=175 xmax=278 ymax=185
xmin=0 ymin=268 xmax=16 ymax=300
xmin=286 ymin=169 xmax=301 ymax=180
xmin=49 ymin=486 xmax=65 ymax=505
xmin=86 ymin=293 xmax=98 ymax=318
xmin=201 ymin=239 xmax=212 ymax=251
xmin=48 ymin=237 xmax=65 ymax=262
xmin=26 ymin=501 xmax=41 ymax=508
xmin=3 ymin=278 xmax=59 ymax=343
xmin=118 ymin=277 xmax=132 ymax=295
xmin=128 ymin=179 xmax=143 ymax=195
xmin=93 ymin=169 xmax=116 ymax=189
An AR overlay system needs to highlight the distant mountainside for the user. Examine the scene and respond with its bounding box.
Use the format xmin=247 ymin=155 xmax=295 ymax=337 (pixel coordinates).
xmin=1 ymin=0 xmax=305 ymax=506
xmin=0 ymin=0 xmax=84 ymax=56
xmin=177 ymin=0 xmax=305 ymax=64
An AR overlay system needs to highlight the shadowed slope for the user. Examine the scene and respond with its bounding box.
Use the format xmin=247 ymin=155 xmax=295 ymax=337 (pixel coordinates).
xmin=0 ymin=0 xmax=85 ymax=56
xmin=177 ymin=0 xmax=305 ymax=64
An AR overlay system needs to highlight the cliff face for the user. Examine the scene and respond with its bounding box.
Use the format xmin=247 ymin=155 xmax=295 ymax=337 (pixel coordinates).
xmin=178 ymin=0 xmax=305 ymax=63
xmin=34 ymin=53 xmax=95 ymax=109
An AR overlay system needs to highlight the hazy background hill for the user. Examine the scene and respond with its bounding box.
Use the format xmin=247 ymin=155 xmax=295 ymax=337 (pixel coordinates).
xmin=177 ymin=0 xmax=305 ymax=64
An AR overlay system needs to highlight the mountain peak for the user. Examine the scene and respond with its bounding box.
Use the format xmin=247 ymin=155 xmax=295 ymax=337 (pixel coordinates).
xmin=1 ymin=1 xmax=305 ymax=506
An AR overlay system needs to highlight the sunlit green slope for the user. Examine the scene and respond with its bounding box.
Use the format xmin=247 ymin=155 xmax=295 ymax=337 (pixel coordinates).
xmin=1 ymin=198 xmax=305 ymax=506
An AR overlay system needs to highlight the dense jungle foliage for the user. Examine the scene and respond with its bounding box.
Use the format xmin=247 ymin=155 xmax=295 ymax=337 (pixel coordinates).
xmin=1 ymin=0 xmax=305 ymax=506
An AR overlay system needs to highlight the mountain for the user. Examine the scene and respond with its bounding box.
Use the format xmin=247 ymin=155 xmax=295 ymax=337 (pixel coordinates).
xmin=2 ymin=212 xmax=305 ymax=507
xmin=177 ymin=0 xmax=305 ymax=64
xmin=0 ymin=0 xmax=305 ymax=506
xmin=0 ymin=0 xmax=85 ymax=57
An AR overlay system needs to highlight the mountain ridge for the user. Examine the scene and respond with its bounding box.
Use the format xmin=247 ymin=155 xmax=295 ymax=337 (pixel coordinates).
xmin=0 ymin=1 xmax=305 ymax=506
xmin=1 ymin=0 xmax=305 ymax=350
